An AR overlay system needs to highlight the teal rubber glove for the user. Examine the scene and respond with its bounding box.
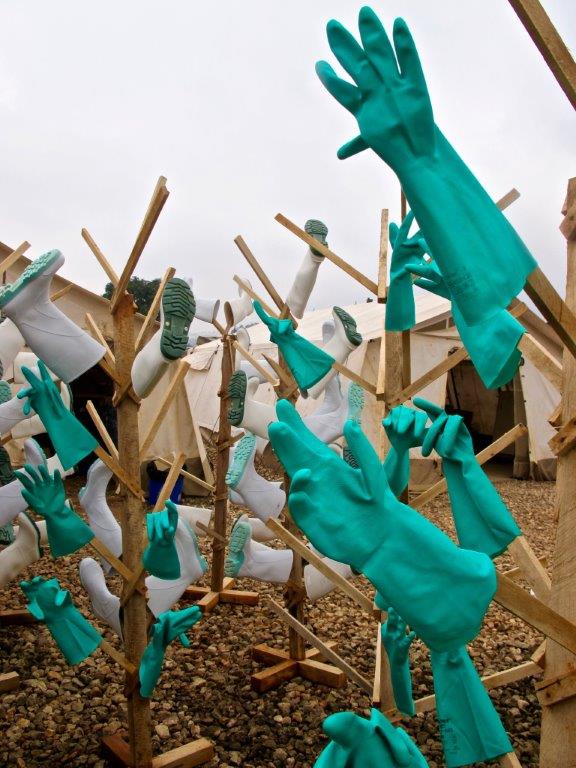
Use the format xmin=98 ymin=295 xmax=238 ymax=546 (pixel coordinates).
xmin=408 ymin=258 xmax=524 ymax=389
xmin=315 ymin=709 xmax=428 ymax=768
xmin=18 ymin=360 xmax=98 ymax=470
xmin=379 ymin=603 xmax=416 ymax=716
xmin=382 ymin=405 xmax=428 ymax=496
xmin=430 ymin=647 xmax=512 ymax=767
xmin=253 ymin=301 xmax=334 ymax=391
xmin=315 ymin=8 xmax=536 ymax=327
xmin=269 ymin=400 xmax=497 ymax=652
xmin=14 ymin=463 xmax=94 ymax=557
xmin=386 ymin=212 xmax=428 ymax=331
xmin=142 ymin=500 xmax=181 ymax=580
xmin=21 ymin=576 xmax=102 ymax=665
xmin=415 ymin=398 xmax=521 ymax=558
xmin=139 ymin=606 xmax=202 ymax=697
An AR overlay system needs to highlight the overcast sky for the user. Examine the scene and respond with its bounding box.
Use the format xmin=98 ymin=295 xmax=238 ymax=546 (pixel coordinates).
xmin=0 ymin=0 xmax=574 ymax=317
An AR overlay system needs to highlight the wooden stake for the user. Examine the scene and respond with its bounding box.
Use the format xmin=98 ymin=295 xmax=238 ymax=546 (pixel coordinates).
xmin=233 ymin=236 xmax=295 ymax=323
xmin=86 ymin=400 xmax=119 ymax=460
xmin=50 ymin=284 xmax=74 ymax=302
xmin=387 ymin=346 xmax=470 ymax=407
xmin=232 ymin=340 xmax=279 ymax=387
xmin=85 ymin=313 xmax=116 ymax=370
xmin=154 ymin=456 xmax=215 ymax=492
xmin=94 ymin=446 xmax=144 ymax=500
xmin=81 ymin=229 xmax=120 ymax=286
xmin=0 ymin=241 xmax=30 ymax=275
xmin=517 ymin=333 xmax=562 ymax=391
xmin=232 ymin=275 xmax=276 ymax=318
xmin=151 ymin=452 xmax=186 ymax=512
xmin=135 ymin=266 xmax=176 ymax=352
xmin=524 ymin=267 xmax=576 ymax=360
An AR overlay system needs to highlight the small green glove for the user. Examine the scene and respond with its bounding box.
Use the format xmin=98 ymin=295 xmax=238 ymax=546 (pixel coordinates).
xmin=314 ymin=708 xmax=428 ymax=768
xmin=269 ymin=400 xmax=497 ymax=652
xmin=379 ymin=602 xmax=416 ymax=716
xmin=430 ymin=647 xmax=512 ymax=768
xmin=386 ymin=212 xmax=428 ymax=331
xmin=315 ymin=8 xmax=536 ymax=327
xmin=408 ymin=258 xmax=524 ymax=389
xmin=15 ymin=463 xmax=94 ymax=557
xmin=21 ymin=576 xmax=102 ymax=665
xmin=139 ymin=606 xmax=202 ymax=698
xmin=18 ymin=360 xmax=98 ymax=470
xmin=142 ymin=500 xmax=181 ymax=580
xmin=415 ymin=398 xmax=521 ymax=558
xmin=253 ymin=301 xmax=334 ymax=391
xmin=382 ymin=405 xmax=428 ymax=496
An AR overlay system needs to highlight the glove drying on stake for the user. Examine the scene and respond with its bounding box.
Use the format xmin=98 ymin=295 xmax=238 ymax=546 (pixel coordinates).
xmin=142 ymin=501 xmax=181 ymax=580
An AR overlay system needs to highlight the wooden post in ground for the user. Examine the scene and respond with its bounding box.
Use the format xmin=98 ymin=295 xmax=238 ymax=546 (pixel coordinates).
xmin=539 ymin=178 xmax=576 ymax=766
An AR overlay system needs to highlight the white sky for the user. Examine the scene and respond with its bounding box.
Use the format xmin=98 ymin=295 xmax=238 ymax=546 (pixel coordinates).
xmin=0 ymin=0 xmax=574 ymax=314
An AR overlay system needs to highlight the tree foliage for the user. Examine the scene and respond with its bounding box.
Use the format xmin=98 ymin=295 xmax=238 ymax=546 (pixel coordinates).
xmin=103 ymin=276 xmax=160 ymax=315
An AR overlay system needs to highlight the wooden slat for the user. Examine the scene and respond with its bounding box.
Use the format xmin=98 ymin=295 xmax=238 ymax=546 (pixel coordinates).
xmin=549 ymin=413 xmax=576 ymax=457
xmin=50 ymin=284 xmax=74 ymax=302
xmin=332 ymin=361 xmax=377 ymax=395
xmin=524 ymin=266 xmax=576 ymax=360
xmin=86 ymin=400 xmax=119 ymax=460
xmin=151 ymin=739 xmax=215 ymax=768
xmin=81 ymin=229 xmax=120 ymax=286
xmin=85 ymin=313 xmax=116 ymax=370
xmin=154 ymin=456 xmax=215 ymax=492
xmin=518 ymin=333 xmax=562 ymax=391
xmin=536 ymin=667 xmax=576 ymax=707
xmin=233 ymin=275 xmax=276 ymax=318
xmin=135 ymin=266 xmax=176 ymax=352
xmin=0 ymin=241 xmax=30 ymax=275
xmin=388 ymin=346 xmax=469 ymax=407
xmin=94 ymin=445 xmax=143 ymax=500
xmin=233 ymin=340 xmax=278 ymax=387
xmin=508 ymin=535 xmax=552 ymax=600
xmin=139 ymin=360 xmax=189 ymax=459
xmin=234 ymin=235 xmax=294 ymax=321
xmin=152 ymin=452 xmax=186 ymax=512
xmin=377 ymin=209 xmax=388 ymax=302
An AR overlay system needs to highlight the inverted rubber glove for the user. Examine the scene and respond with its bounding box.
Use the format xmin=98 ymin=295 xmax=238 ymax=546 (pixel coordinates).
xmin=269 ymin=400 xmax=496 ymax=652
xmin=382 ymin=405 xmax=428 ymax=496
xmin=15 ymin=463 xmax=94 ymax=557
xmin=408 ymin=259 xmax=524 ymax=389
xmin=21 ymin=576 xmax=102 ymax=665
xmin=316 ymin=7 xmax=536 ymax=326
xmin=142 ymin=500 xmax=180 ymax=580
xmin=253 ymin=301 xmax=334 ymax=391
xmin=379 ymin=602 xmax=416 ymax=716
xmin=415 ymin=398 xmax=521 ymax=557
xmin=430 ymin=647 xmax=512 ymax=767
xmin=386 ymin=212 xmax=427 ymax=331
xmin=18 ymin=360 xmax=98 ymax=469
xmin=315 ymin=708 xmax=428 ymax=768
xmin=139 ymin=606 xmax=202 ymax=697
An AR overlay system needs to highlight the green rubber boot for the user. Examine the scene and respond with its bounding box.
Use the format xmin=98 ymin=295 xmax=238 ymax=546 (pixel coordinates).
xmin=159 ymin=278 xmax=196 ymax=360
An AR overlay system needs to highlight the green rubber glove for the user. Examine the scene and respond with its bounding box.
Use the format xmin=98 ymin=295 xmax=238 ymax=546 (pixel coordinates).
xmin=253 ymin=301 xmax=334 ymax=391
xmin=21 ymin=576 xmax=102 ymax=665
xmin=14 ymin=463 xmax=94 ymax=557
xmin=379 ymin=603 xmax=416 ymax=716
xmin=142 ymin=500 xmax=181 ymax=580
xmin=430 ymin=647 xmax=512 ymax=767
xmin=139 ymin=606 xmax=202 ymax=697
xmin=386 ymin=212 xmax=428 ymax=331
xmin=269 ymin=400 xmax=496 ymax=652
xmin=315 ymin=7 xmax=536 ymax=327
xmin=415 ymin=398 xmax=521 ymax=558
xmin=18 ymin=360 xmax=98 ymax=470
xmin=382 ymin=405 xmax=428 ymax=496
xmin=315 ymin=708 xmax=428 ymax=768
xmin=408 ymin=258 xmax=524 ymax=389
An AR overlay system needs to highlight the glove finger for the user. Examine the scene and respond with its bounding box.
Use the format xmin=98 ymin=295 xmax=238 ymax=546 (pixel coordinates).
xmin=314 ymin=60 xmax=361 ymax=114
xmin=421 ymin=412 xmax=448 ymax=457
xmin=276 ymin=399 xmax=328 ymax=456
xmin=14 ymin=470 xmax=35 ymax=492
xmin=23 ymin=463 xmax=42 ymax=484
xmin=413 ymin=410 xmax=429 ymax=443
xmin=393 ymin=18 xmax=428 ymax=94
xmin=396 ymin=406 xmax=413 ymax=436
xmin=326 ymin=19 xmax=380 ymax=92
xmin=388 ymin=222 xmax=399 ymax=248
xmin=268 ymin=421 xmax=319 ymax=479
xmin=405 ymin=261 xmax=435 ymax=280
xmin=358 ymin=6 xmax=399 ymax=81
xmin=38 ymin=464 xmax=50 ymax=483
xmin=343 ymin=420 xmax=381 ymax=492
xmin=413 ymin=397 xmax=444 ymax=420
xmin=37 ymin=360 xmax=51 ymax=382
xmin=336 ymin=135 xmax=368 ymax=160
xmin=440 ymin=415 xmax=464 ymax=456
xmin=20 ymin=366 xmax=40 ymax=387
xmin=396 ymin=210 xmax=415 ymax=243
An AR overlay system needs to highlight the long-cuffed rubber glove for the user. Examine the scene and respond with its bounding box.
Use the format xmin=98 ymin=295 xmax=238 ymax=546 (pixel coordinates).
xmin=21 ymin=576 xmax=102 ymax=665
xmin=253 ymin=301 xmax=334 ymax=391
xmin=430 ymin=647 xmax=512 ymax=767
xmin=415 ymin=398 xmax=521 ymax=557
xmin=408 ymin=257 xmax=524 ymax=389
xmin=378 ymin=600 xmax=416 ymax=716
xmin=383 ymin=405 xmax=428 ymax=496
xmin=386 ymin=212 xmax=428 ymax=331
xmin=15 ymin=463 xmax=94 ymax=557
xmin=18 ymin=360 xmax=98 ymax=469
xmin=269 ymin=400 xmax=496 ymax=652
xmin=315 ymin=708 xmax=428 ymax=768
xmin=142 ymin=500 xmax=181 ymax=580
xmin=315 ymin=8 xmax=536 ymax=327
xmin=139 ymin=606 xmax=202 ymax=697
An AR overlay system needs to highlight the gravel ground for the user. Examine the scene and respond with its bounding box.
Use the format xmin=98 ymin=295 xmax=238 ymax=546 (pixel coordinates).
xmin=0 ymin=466 xmax=554 ymax=767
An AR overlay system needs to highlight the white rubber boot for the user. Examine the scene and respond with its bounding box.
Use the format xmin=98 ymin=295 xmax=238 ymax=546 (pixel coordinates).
xmin=194 ymin=297 xmax=220 ymax=324
xmin=304 ymin=558 xmax=354 ymax=602
xmin=0 ymin=513 xmax=42 ymax=589
xmin=0 ymin=381 xmax=35 ymax=436
xmin=0 ymin=438 xmax=47 ymax=527
xmin=12 ymin=518 xmax=48 ymax=546
xmin=0 ymin=250 xmax=104 ymax=382
xmin=227 ymin=373 xmax=276 ymax=440
xmin=79 ymin=557 xmax=123 ymax=638
xmin=304 ymin=375 xmax=348 ymax=444
xmin=285 ymin=219 xmax=328 ymax=319
xmin=307 ymin=307 xmax=362 ymax=399
xmin=0 ymin=319 xmax=24 ymax=378
xmin=225 ymin=515 xmax=293 ymax=583
xmin=79 ymin=459 xmax=121 ymax=572
xmin=175 ymin=504 xmax=212 ymax=537
xmin=246 ymin=517 xmax=276 ymax=543
xmin=146 ymin=518 xmax=207 ymax=617
xmin=224 ymin=278 xmax=253 ymax=328
xmin=226 ymin=433 xmax=285 ymax=521
xmin=13 ymin=352 xmax=58 ymax=383
xmin=131 ymin=277 xmax=195 ymax=398
xmin=11 ymin=381 xmax=71 ymax=440
xmin=46 ymin=451 xmax=74 ymax=478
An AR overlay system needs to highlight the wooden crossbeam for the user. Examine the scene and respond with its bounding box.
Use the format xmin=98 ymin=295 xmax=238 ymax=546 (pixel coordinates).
xmin=135 ymin=266 xmax=176 ymax=352
xmin=110 ymin=177 xmax=170 ymax=314
xmin=50 ymin=284 xmax=74 ymax=302
xmin=377 ymin=209 xmax=388 ymax=302
xmin=85 ymin=313 xmax=116 ymax=370
xmin=196 ymin=520 xmax=227 ymax=543
xmin=139 ymin=359 xmax=189 ymax=460
xmin=233 ymin=275 xmax=276 ymax=318
xmin=549 ymin=414 xmax=576 ymax=457
xmin=94 ymin=446 xmax=144 ymax=500
xmin=0 ymin=241 xmax=30 ymax=275
xmin=262 ymin=353 xmax=299 ymax=393
xmin=524 ymin=267 xmax=576 ymax=360
xmin=152 ymin=452 xmax=186 ymax=512
xmin=518 ymin=333 xmax=562 ymax=391
xmin=100 ymin=639 xmax=137 ymax=675
xmin=154 ymin=456 xmax=215 ymax=492
xmin=387 ymin=346 xmax=469 ymax=407
xmin=86 ymin=400 xmax=119 ymax=460
xmin=332 ymin=361 xmax=377 ymax=395
xmin=233 ymin=340 xmax=278 ymax=387
xmin=508 ymin=535 xmax=552 ymax=601
xmin=81 ymin=229 xmax=120 ymax=286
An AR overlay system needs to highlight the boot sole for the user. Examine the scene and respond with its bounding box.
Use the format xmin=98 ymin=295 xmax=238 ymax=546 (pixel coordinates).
xmin=224 ymin=519 xmax=251 ymax=577
xmin=0 ymin=380 xmax=11 ymax=405
xmin=333 ymin=307 xmax=362 ymax=347
xmin=343 ymin=447 xmax=359 ymax=468
xmin=228 ymin=370 xmax=247 ymax=426
xmin=0 ymin=250 xmax=63 ymax=309
xmin=225 ymin=433 xmax=256 ymax=489
xmin=0 ymin=446 xmax=16 ymax=486
xmin=160 ymin=278 xmax=196 ymax=361
xmin=347 ymin=382 xmax=365 ymax=424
